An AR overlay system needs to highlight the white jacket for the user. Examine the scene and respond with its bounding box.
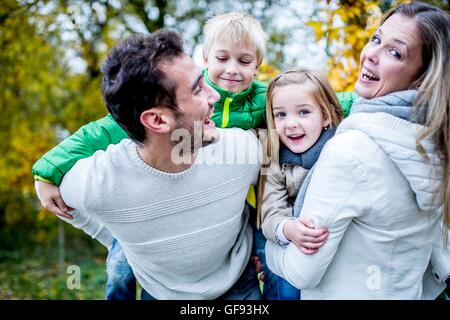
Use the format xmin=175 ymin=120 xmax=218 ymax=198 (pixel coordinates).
xmin=266 ymin=111 xmax=449 ymax=299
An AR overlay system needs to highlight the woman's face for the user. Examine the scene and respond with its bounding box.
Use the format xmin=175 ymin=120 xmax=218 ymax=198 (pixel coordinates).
xmin=355 ymin=13 xmax=423 ymax=99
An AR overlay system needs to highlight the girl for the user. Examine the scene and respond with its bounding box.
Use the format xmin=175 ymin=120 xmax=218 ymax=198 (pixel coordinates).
xmin=257 ymin=69 xmax=343 ymax=298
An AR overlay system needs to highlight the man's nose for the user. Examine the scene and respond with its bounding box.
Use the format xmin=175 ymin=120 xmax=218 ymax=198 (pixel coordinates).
xmin=207 ymin=85 xmax=220 ymax=104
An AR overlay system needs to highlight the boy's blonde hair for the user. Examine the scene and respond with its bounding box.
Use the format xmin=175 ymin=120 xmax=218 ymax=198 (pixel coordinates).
xmin=203 ymin=12 xmax=267 ymax=67
xmin=257 ymin=68 xmax=343 ymax=228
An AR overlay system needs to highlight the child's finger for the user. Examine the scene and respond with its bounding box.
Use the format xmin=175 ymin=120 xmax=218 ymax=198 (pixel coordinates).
xmin=298 ymin=216 xmax=315 ymax=229
xmin=54 ymin=196 xmax=70 ymax=213
xmin=300 ymin=247 xmax=318 ymax=255
xmin=300 ymin=226 xmax=327 ymax=238
xmin=310 ymin=232 xmax=329 ymax=243
xmin=46 ymin=201 xmax=73 ymax=219
xmin=302 ymin=240 xmax=327 ymax=250
xmin=296 ymin=232 xmax=328 ymax=244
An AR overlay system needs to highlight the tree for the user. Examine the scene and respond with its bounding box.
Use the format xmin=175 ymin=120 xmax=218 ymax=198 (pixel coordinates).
xmin=0 ymin=0 xmax=68 ymax=246
xmin=308 ymin=0 xmax=449 ymax=91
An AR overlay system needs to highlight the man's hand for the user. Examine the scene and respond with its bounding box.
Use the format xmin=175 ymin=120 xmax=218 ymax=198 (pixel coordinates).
xmin=283 ymin=217 xmax=328 ymax=255
xmin=34 ymin=180 xmax=74 ymax=219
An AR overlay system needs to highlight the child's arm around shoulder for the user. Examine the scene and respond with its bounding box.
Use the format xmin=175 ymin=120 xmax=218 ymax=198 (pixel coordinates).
xmin=32 ymin=114 xmax=127 ymax=186
xmin=33 ymin=114 xmax=127 ymax=218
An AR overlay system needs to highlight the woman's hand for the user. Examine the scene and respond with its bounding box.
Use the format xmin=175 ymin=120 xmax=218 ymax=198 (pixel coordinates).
xmin=283 ymin=217 xmax=328 ymax=255
xmin=34 ymin=180 xmax=74 ymax=219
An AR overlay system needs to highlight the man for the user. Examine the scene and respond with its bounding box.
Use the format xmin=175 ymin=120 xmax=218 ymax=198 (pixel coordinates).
xmin=52 ymin=30 xmax=262 ymax=299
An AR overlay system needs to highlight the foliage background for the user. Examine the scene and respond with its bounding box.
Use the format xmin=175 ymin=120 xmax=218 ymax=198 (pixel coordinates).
xmin=0 ymin=0 xmax=448 ymax=299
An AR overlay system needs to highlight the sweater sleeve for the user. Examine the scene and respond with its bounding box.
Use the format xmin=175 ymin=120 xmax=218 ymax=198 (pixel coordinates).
xmin=32 ymin=114 xmax=128 ymax=186
xmin=261 ymin=166 xmax=292 ymax=244
xmin=265 ymin=132 xmax=370 ymax=289
xmin=59 ymin=157 xmax=115 ymax=250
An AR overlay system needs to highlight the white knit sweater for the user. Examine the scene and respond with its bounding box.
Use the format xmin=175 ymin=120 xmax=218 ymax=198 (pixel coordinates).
xmin=266 ymin=112 xmax=448 ymax=299
xmin=60 ymin=128 xmax=261 ymax=299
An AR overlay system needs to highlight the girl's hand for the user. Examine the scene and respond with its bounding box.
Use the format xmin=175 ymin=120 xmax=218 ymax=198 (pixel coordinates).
xmin=283 ymin=217 xmax=328 ymax=255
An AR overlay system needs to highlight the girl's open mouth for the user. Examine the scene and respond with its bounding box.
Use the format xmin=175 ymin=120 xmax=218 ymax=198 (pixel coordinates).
xmin=287 ymin=133 xmax=305 ymax=143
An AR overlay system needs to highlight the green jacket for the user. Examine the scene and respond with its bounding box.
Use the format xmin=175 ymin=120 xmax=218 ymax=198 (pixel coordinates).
xmin=32 ymin=89 xmax=358 ymax=185
xmin=203 ymin=70 xmax=267 ymax=129
xmin=32 ymin=114 xmax=128 ymax=185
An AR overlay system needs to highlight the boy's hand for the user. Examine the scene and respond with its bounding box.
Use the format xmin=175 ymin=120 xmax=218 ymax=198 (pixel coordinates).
xmin=283 ymin=217 xmax=328 ymax=255
xmin=34 ymin=180 xmax=74 ymax=219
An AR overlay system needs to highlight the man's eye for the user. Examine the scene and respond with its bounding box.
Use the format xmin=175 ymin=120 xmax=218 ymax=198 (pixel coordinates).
xmin=195 ymin=86 xmax=203 ymax=94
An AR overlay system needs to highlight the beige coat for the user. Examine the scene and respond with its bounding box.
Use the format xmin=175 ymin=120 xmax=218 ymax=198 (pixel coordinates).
xmin=261 ymin=163 xmax=309 ymax=243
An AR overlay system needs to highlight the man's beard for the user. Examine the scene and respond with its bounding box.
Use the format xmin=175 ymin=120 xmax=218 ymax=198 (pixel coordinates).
xmin=171 ymin=117 xmax=218 ymax=155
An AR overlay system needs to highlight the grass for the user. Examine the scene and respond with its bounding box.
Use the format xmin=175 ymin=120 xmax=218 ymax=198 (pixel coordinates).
xmin=0 ymin=235 xmax=108 ymax=299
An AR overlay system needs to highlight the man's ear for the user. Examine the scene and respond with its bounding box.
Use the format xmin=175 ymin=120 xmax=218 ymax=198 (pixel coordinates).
xmin=140 ymin=108 xmax=173 ymax=134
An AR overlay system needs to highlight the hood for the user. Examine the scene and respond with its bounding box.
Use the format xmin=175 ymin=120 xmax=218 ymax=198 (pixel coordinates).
xmin=337 ymin=90 xmax=443 ymax=212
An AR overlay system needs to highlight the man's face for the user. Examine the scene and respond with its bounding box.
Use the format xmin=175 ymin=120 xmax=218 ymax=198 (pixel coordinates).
xmin=204 ymin=40 xmax=258 ymax=93
xmin=161 ymin=55 xmax=220 ymax=149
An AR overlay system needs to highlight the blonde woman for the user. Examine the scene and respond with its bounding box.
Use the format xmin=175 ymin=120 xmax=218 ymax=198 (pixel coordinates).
xmin=266 ymin=1 xmax=450 ymax=299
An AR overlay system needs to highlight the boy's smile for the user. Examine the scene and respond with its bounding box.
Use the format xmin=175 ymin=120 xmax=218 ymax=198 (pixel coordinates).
xmin=203 ymin=40 xmax=258 ymax=93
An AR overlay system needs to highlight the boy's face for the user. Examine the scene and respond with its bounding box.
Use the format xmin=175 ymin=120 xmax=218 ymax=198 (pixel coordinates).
xmin=203 ymin=40 xmax=258 ymax=93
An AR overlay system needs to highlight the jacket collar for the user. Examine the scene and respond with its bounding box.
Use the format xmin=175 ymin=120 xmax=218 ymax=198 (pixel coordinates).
xmin=203 ymin=69 xmax=254 ymax=104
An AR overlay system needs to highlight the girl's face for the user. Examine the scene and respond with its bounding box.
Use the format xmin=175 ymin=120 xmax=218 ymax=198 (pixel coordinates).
xmin=354 ymin=13 xmax=423 ymax=99
xmin=272 ymin=84 xmax=330 ymax=154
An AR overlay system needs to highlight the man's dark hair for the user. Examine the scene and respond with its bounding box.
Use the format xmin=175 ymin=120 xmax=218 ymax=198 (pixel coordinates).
xmin=101 ymin=29 xmax=184 ymax=142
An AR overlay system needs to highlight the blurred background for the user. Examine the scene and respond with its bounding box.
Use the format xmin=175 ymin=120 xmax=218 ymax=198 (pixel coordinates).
xmin=0 ymin=0 xmax=448 ymax=299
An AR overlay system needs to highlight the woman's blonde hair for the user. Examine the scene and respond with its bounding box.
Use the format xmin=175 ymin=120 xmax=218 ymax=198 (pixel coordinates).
xmin=383 ymin=2 xmax=450 ymax=236
xmin=256 ymin=68 xmax=343 ymax=227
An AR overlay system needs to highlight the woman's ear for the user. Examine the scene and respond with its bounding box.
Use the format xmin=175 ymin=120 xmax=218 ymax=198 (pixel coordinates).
xmin=140 ymin=108 xmax=173 ymax=134
xmin=409 ymin=78 xmax=422 ymax=90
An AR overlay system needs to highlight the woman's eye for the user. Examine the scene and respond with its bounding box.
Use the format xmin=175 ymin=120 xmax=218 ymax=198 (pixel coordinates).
xmin=240 ymin=60 xmax=252 ymax=65
xmin=371 ymin=35 xmax=381 ymax=45
xmin=389 ymin=49 xmax=402 ymax=59
xmin=216 ymin=57 xmax=227 ymax=61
